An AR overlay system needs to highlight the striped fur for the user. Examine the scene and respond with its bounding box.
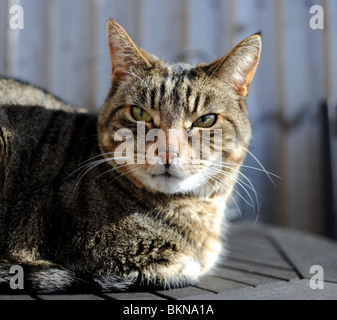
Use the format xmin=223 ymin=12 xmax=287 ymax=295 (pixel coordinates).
xmin=0 ymin=20 xmax=261 ymax=292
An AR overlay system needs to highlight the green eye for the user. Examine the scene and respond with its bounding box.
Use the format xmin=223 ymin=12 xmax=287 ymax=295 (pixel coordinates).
xmin=131 ymin=106 xmax=153 ymax=122
xmin=192 ymin=114 xmax=217 ymax=128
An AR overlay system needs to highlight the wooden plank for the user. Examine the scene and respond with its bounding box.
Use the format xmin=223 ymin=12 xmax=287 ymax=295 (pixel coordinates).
xmin=0 ymin=224 xmax=335 ymax=300
xmin=88 ymin=0 xmax=108 ymax=111
xmin=212 ymin=266 xmax=282 ymax=286
xmin=229 ymin=223 xmax=270 ymax=238
xmin=187 ymin=279 xmax=337 ymax=300
xmin=322 ymin=100 xmax=337 ymax=238
xmin=0 ymin=0 xmax=7 ymax=75
xmin=221 ymin=258 xmax=299 ymax=281
xmin=279 ymin=0 xmax=325 ymax=233
xmin=227 ymin=236 xmax=277 ymax=252
xmin=233 ymin=0 xmax=283 ymax=225
xmin=92 ymin=0 xmax=143 ymax=111
xmin=5 ymin=4 xmax=20 ymax=78
xmin=142 ymin=0 xmax=186 ymax=62
xmin=226 ymin=249 xmax=292 ymax=269
xmin=228 ymin=234 xmax=275 ymax=251
xmin=103 ymin=292 xmax=166 ymax=300
xmin=270 ymin=227 xmax=337 ymax=283
xmin=101 ymin=0 xmax=141 ymax=42
xmin=155 ymin=286 xmax=212 ymax=300
xmin=214 ymin=0 xmax=236 ymax=57
xmin=47 ymin=0 xmax=93 ymax=110
xmin=327 ymin=101 xmax=337 ymax=237
xmin=7 ymin=0 xmax=48 ymax=87
xmin=227 ymin=234 xmax=283 ymax=255
xmin=325 ymin=0 xmax=337 ymax=97
xmin=0 ymin=295 xmax=36 ymax=300
xmin=225 ymin=223 xmax=293 ymax=268
xmin=36 ymin=294 xmax=104 ymax=300
xmin=227 ymin=223 xmax=290 ymax=262
xmin=195 ymin=276 xmax=249 ymax=293
xmin=325 ymin=1 xmax=337 ymax=239
xmin=226 ymin=241 xmax=285 ymax=260
xmin=187 ymin=0 xmax=219 ymax=64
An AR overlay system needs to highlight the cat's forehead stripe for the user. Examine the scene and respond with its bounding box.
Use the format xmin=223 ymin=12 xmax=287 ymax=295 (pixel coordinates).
xmin=185 ymin=86 xmax=192 ymax=110
xmin=160 ymin=80 xmax=166 ymax=102
xmin=150 ymin=88 xmax=156 ymax=109
xmin=144 ymin=65 xmax=215 ymax=118
xmin=193 ymin=94 xmax=200 ymax=114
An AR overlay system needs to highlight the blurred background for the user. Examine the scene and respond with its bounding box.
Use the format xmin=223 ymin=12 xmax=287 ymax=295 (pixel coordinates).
xmin=0 ymin=0 xmax=336 ymax=238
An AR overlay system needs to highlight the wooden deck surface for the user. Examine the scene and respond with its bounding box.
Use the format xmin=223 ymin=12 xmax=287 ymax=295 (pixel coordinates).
xmin=1 ymin=222 xmax=337 ymax=300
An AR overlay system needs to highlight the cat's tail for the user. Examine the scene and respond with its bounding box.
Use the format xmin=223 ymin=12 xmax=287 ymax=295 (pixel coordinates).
xmin=0 ymin=260 xmax=137 ymax=293
xmin=0 ymin=260 xmax=82 ymax=293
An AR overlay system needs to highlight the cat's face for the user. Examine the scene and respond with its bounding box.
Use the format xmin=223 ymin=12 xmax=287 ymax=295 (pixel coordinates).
xmin=98 ymin=20 xmax=261 ymax=197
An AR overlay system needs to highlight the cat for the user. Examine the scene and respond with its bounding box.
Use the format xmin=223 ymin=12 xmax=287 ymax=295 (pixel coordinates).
xmin=0 ymin=20 xmax=261 ymax=293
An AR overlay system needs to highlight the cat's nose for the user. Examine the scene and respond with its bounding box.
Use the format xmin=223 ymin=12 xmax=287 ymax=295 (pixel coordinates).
xmin=158 ymin=150 xmax=179 ymax=165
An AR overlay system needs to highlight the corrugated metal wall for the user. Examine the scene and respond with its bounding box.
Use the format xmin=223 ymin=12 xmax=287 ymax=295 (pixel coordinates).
xmin=1 ymin=0 xmax=336 ymax=236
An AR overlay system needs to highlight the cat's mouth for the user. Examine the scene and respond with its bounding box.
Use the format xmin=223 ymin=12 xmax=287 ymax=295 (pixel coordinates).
xmin=135 ymin=164 xmax=204 ymax=194
xmin=152 ymin=173 xmax=172 ymax=178
xmin=133 ymin=164 xmax=207 ymax=194
xmin=151 ymin=172 xmax=179 ymax=179
xmin=151 ymin=166 xmax=185 ymax=180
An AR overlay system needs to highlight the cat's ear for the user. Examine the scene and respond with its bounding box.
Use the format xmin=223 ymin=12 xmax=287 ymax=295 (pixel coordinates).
xmin=107 ymin=20 xmax=152 ymax=79
xmin=204 ymin=33 xmax=261 ymax=98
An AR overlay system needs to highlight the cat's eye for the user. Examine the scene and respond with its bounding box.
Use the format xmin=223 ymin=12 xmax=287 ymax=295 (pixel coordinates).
xmin=131 ymin=106 xmax=153 ymax=122
xmin=192 ymin=114 xmax=217 ymax=128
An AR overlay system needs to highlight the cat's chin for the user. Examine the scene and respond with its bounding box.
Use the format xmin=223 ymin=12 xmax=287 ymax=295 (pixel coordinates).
xmin=142 ymin=171 xmax=205 ymax=195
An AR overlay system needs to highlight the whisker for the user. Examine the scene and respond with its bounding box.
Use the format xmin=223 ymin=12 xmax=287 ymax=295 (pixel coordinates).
xmin=201 ymin=155 xmax=276 ymax=225
xmin=207 ymin=162 xmax=265 ymax=211
xmin=206 ymin=174 xmax=243 ymax=219
xmin=199 ymin=174 xmax=220 ymax=197
xmin=200 ymin=160 xmax=258 ymax=203
xmin=91 ymin=163 xmax=134 ymax=183
xmin=82 ymin=132 xmax=106 ymax=139
xmin=241 ymin=146 xmax=279 ymax=186
xmin=79 ymin=152 xmax=131 ymax=166
xmin=71 ymin=158 xmax=113 ymax=194
xmin=79 ymin=152 xmax=118 ymax=166
xmin=206 ymin=166 xmax=257 ymax=209
xmin=217 ymin=175 xmax=254 ymax=208
xmin=65 ymin=156 xmax=126 ymax=181
xmin=71 ymin=157 xmax=131 ymax=197
xmin=104 ymin=166 xmax=140 ymax=191
xmin=212 ymin=160 xmax=280 ymax=179
xmin=254 ymin=206 xmax=261 ymax=226
xmin=206 ymin=164 xmax=259 ymax=195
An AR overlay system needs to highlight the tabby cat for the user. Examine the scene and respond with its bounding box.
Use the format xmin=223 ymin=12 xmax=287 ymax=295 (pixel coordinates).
xmin=0 ymin=20 xmax=261 ymax=292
